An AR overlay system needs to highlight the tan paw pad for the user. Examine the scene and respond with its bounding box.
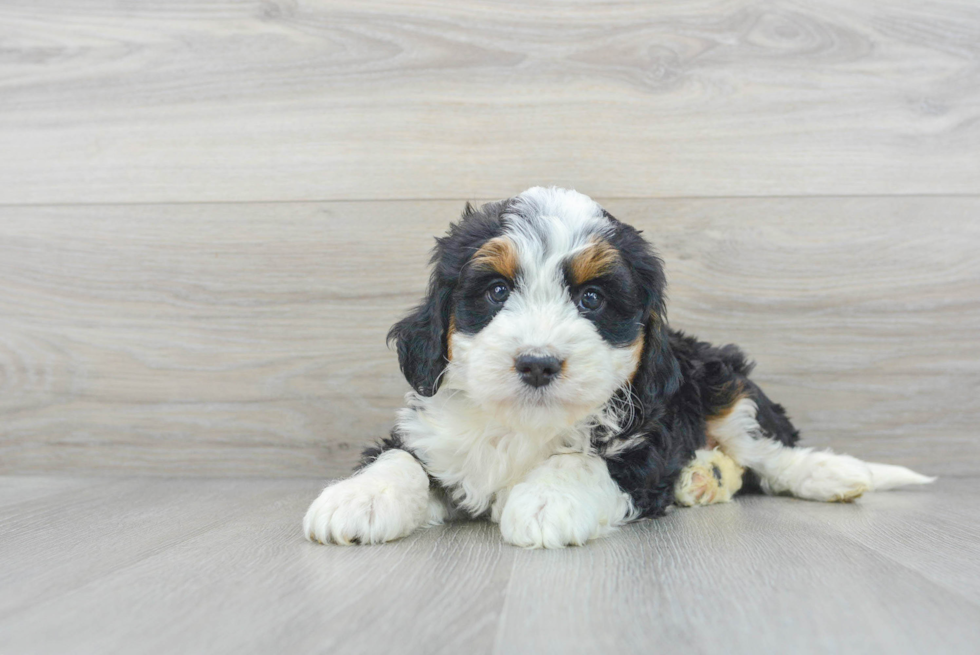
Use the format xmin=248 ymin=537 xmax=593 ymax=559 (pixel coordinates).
xmin=675 ymin=449 xmax=745 ymax=507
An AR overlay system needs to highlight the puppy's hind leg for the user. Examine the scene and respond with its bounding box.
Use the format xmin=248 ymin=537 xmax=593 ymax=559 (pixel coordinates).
xmin=674 ymin=449 xmax=745 ymax=507
xmin=709 ymin=397 xmax=934 ymax=502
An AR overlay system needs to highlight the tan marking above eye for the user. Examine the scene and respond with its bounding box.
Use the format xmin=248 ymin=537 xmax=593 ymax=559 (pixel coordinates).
xmin=629 ymin=331 xmax=645 ymax=383
xmin=446 ymin=314 xmax=456 ymax=361
xmin=471 ymin=237 xmax=519 ymax=279
xmin=569 ymin=237 xmax=621 ymax=286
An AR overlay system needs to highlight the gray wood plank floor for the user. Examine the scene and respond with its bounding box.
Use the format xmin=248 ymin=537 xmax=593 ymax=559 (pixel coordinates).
xmin=2 ymin=475 xmax=977 ymax=655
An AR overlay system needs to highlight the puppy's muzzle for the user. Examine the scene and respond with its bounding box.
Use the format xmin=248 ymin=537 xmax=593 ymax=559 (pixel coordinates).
xmin=515 ymin=354 xmax=563 ymax=388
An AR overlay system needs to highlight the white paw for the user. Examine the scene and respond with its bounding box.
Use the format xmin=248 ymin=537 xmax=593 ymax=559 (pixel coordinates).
xmin=497 ymin=454 xmax=632 ymax=548
xmin=303 ymin=450 xmax=430 ymax=545
xmin=785 ymin=452 xmax=872 ymax=502
xmin=499 ymin=482 xmax=603 ymax=548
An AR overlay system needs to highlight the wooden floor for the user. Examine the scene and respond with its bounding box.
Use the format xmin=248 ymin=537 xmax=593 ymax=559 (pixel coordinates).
xmin=2 ymin=475 xmax=978 ymax=654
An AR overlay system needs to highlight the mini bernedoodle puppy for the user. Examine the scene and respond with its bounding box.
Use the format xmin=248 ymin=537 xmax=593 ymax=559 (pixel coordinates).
xmin=304 ymin=187 xmax=934 ymax=549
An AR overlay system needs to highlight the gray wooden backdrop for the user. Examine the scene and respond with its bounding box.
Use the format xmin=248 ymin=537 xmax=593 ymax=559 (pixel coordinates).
xmin=1 ymin=0 xmax=978 ymax=478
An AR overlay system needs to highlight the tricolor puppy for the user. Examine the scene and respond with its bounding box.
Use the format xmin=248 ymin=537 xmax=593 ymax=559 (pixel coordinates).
xmin=304 ymin=187 xmax=934 ymax=549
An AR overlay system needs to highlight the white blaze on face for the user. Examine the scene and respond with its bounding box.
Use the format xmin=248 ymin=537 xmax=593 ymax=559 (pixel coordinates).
xmin=447 ymin=187 xmax=641 ymax=432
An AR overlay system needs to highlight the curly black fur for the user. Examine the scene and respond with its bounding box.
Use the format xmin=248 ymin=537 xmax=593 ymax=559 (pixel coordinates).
xmin=600 ymin=329 xmax=801 ymax=517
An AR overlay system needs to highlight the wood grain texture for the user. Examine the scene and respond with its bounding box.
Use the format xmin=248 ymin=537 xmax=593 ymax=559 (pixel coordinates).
xmin=1 ymin=197 xmax=978 ymax=477
xmin=1 ymin=476 xmax=978 ymax=654
xmin=783 ymin=481 xmax=980 ymax=605
xmin=1 ymin=0 xmax=979 ymax=203
xmin=494 ymin=481 xmax=980 ymax=654
xmin=0 ymin=475 xmax=106 ymax=511
xmin=0 ymin=477 xmax=515 ymax=655
xmin=0 ymin=478 xmax=287 ymax=617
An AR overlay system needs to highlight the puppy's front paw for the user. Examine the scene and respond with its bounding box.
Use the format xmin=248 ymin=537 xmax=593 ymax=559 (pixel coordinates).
xmin=499 ymin=482 xmax=604 ymax=549
xmin=303 ymin=450 xmax=429 ymax=545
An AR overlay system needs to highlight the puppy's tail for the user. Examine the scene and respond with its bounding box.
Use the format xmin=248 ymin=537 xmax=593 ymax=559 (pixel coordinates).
xmin=867 ymin=462 xmax=936 ymax=491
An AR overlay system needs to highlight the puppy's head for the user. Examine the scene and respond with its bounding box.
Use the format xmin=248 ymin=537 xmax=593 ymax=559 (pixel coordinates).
xmin=389 ymin=187 xmax=679 ymax=431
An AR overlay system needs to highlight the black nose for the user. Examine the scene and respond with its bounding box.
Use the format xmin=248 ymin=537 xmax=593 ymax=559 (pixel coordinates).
xmin=515 ymin=355 xmax=563 ymax=388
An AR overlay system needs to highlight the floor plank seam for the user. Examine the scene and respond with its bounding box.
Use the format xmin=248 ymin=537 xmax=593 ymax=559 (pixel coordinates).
xmin=488 ymin=545 xmax=520 ymax=655
xmin=0 ymin=192 xmax=978 ymax=209
xmin=766 ymin=502 xmax=980 ymax=611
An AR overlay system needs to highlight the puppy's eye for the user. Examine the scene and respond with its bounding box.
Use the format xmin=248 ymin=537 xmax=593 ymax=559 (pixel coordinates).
xmin=486 ymin=282 xmax=510 ymax=304
xmin=578 ymin=288 xmax=604 ymax=312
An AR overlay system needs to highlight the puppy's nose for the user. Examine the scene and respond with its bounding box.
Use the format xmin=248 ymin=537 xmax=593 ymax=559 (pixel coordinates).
xmin=515 ymin=354 xmax=563 ymax=388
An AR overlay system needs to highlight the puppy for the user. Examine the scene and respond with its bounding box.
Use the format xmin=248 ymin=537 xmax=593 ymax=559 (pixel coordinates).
xmin=304 ymin=187 xmax=934 ymax=548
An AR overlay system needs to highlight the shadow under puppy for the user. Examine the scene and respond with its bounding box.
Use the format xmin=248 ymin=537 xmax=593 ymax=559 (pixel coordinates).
xmin=304 ymin=187 xmax=933 ymax=548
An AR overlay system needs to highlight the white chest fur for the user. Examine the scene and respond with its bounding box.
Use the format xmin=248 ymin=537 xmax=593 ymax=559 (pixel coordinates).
xmin=396 ymin=390 xmax=598 ymax=516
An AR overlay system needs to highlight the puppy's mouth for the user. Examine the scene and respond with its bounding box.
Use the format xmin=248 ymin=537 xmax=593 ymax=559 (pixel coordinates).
xmin=514 ymin=385 xmax=561 ymax=407
xmin=509 ymin=370 xmax=595 ymax=412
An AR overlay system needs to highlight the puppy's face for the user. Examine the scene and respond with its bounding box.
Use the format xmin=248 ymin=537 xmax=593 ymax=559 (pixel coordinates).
xmin=391 ymin=187 xmax=668 ymax=432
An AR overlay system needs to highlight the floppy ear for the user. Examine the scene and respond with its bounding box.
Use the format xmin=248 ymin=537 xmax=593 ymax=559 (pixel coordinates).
xmin=624 ymin=239 xmax=681 ymax=412
xmin=635 ymin=312 xmax=682 ymax=409
xmin=387 ymin=278 xmax=453 ymax=397
xmin=388 ymin=199 xmax=505 ymax=396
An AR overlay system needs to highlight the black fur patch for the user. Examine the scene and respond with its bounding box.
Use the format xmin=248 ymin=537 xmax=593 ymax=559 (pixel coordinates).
xmin=357 ymin=431 xmax=410 ymax=470
xmin=562 ymin=259 xmax=645 ymax=346
xmin=358 ymin=429 xmax=437 ymax=488
xmin=599 ymin=328 xmax=802 ymax=515
xmin=387 ymin=201 xmax=509 ymax=396
xmin=593 ymin=210 xmax=801 ymax=517
xmin=454 ymin=265 xmax=513 ymax=335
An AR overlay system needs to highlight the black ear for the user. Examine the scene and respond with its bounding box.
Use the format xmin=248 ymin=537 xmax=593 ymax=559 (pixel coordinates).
xmin=389 ymin=198 xmax=507 ymax=396
xmin=387 ymin=278 xmax=453 ymax=397
xmin=635 ymin=313 xmax=682 ymax=408
xmin=606 ymin=219 xmax=681 ymax=412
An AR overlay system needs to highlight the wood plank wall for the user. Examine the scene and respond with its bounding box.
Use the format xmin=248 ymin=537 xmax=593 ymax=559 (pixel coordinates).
xmin=1 ymin=0 xmax=978 ymax=477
